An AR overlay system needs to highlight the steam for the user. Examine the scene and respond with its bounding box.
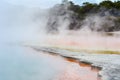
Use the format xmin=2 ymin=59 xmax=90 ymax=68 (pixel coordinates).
xmin=45 ymin=2 xmax=119 ymax=35
xmin=0 ymin=1 xmax=49 ymax=43
xmin=0 ymin=0 xmax=120 ymax=46
xmin=81 ymin=14 xmax=116 ymax=32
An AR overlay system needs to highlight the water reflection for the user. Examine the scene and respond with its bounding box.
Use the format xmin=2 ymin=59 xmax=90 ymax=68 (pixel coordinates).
xmin=0 ymin=45 xmax=66 ymax=80
xmin=55 ymin=57 xmax=101 ymax=80
xmin=0 ymin=44 xmax=101 ymax=80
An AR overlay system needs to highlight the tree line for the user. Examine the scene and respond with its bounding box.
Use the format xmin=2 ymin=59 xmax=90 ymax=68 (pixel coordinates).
xmin=67 ymin=0 xmax=120 ymax=16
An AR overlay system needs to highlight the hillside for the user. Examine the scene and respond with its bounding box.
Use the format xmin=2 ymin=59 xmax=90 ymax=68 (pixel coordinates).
xmin=46 ymin=0 xmax=120 ymax=33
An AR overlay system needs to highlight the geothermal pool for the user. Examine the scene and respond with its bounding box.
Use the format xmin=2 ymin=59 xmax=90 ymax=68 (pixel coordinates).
xmin=0 ymin=44 xmax=100 ymax=80
xmin=43 ymin=32 xmax=120 ymax=52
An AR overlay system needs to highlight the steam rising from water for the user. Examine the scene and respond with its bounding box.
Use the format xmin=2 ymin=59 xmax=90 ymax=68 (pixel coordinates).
xmin=0 ymin=1 xmax=49 ymax=43
xmin=0 ymin=1 xmax=120 ymax=80
xmin=0 ymin=0 xmax=120 ymax=50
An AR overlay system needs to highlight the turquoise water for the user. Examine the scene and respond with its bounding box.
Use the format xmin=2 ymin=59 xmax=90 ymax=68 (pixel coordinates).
xmin=0 ymin=44 xmax=65 ymax=80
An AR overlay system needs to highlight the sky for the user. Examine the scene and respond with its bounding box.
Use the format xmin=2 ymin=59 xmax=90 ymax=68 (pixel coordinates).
xmin=2 ymin=0 xmax=115 ymax=8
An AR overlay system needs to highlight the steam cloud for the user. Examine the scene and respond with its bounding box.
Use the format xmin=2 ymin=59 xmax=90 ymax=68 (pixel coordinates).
xmin=0 ymin=0 xmax=120 ymax=45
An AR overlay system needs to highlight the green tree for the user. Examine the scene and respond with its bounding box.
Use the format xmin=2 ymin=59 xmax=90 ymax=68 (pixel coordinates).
xmin=82 ymin=2 xmax=98 ymax=13
xmin=114 ymin=1 xmax=120 ymax=9
xmin=99 ymin=0 xmax=114 ymax=9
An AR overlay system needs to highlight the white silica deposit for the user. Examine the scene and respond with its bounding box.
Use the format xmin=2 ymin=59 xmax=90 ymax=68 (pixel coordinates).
xmin=31 ymin=46 xmax=120 ymax=80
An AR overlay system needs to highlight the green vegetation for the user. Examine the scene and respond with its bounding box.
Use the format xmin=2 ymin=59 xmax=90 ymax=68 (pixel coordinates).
xmin=68 ymin=0 xmax=120 ymax=15
xmin=67 ymin=0 xmax=120 ymax=32
xmin=47 ymin=0 xmax=120 ymax=33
